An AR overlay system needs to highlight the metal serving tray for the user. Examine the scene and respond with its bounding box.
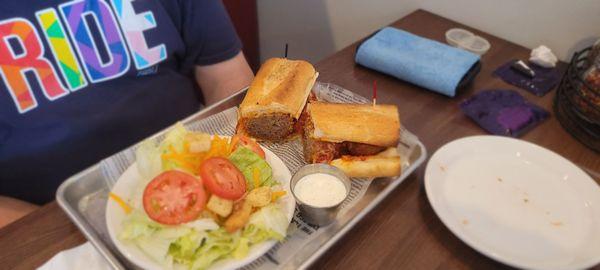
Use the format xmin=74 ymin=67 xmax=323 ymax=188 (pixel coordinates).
xmin=56 ymin=87 xmax=427 ymax=270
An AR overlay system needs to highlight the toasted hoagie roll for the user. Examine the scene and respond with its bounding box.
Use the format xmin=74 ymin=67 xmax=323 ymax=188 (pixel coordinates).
xmin=330 ymin=155 xmax=401 ymax=178
xmin=237 ymin=58 xmax=318 ymax=142
xmin=302 ymin=102 xmax=403 ymax=178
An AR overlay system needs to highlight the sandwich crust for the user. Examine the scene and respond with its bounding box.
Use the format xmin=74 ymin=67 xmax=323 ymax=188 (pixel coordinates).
xmin=307 ymin=102 xmax=400 ymax=147
xmin=330 ymin=147 xmax=402 ymax=178
xmin=239 ymin=58 xmax=317 ymax=120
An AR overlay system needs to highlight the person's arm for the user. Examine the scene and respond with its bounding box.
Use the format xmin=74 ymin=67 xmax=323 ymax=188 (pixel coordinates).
xmin=195 ymin=51 xmax=254 ymax=105
xmin=0 ymin=196 xmax=38 ymax=228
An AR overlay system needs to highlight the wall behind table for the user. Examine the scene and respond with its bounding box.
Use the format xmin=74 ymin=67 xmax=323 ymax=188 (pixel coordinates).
xmin=257 ymin=0 xmax=600 ymax=63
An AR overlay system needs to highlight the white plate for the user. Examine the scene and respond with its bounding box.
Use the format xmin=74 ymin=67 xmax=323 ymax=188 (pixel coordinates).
xmin=106 ymin=146 xmax=295 ymax=270
xmin=425 ymin=136 xmax=600 ymax=270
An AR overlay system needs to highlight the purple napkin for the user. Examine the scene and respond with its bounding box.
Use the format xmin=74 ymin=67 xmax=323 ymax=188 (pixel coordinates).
xmin=460 ymin=89 xmax=549 ymax=137
xmin=493 ymin=59 xmax=561 ymax=96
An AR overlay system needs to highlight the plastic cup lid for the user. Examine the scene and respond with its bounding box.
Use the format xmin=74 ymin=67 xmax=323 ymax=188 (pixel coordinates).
xmin=445 ymin=28 xmax=490 ymax=55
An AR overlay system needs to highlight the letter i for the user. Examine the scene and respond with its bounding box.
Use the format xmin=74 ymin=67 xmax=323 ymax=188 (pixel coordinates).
xmin=36 ymin=8 xmax=87 ymax=91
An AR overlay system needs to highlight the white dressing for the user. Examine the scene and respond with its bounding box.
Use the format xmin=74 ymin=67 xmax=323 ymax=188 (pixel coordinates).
xmin=293 ymin=173 xmax=347 ymax=207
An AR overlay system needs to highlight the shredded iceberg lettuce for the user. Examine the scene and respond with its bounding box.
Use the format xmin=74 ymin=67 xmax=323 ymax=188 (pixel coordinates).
xmin=119 ymin=210 xmax=163 ymax=240
xmin=189 ymin=229 xmax=237 ymax=269
xmin=232 ymin=237 xmax=250 ymax=259
xmin=159 ymin=123 xmax=190 ymax=172
xmin=133 ymin=139 xmax=162 ymax=209
xmin=135 ymin=235 xmax=175 ymax=268
xmin=243 ymin=205 xmax=288 ymax=243
xmin=120 ymin=206 xmax=289 ymax=270
xmin=169 ymin=230 xmax=208 ymax=265
xmin=120 ymin=210 xmax=184 ymax=268
xmin=160 ymin=123 xmax=188 ymax=154
xmin=182 ymin=218 xmax=219 ymax=232
xmin=135 ymin=138 xmax=162 ymax=181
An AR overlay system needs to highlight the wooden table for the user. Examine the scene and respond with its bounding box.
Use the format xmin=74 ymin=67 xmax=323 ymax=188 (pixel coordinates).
xmin=0 ymin=9 xmax=598 ymax=270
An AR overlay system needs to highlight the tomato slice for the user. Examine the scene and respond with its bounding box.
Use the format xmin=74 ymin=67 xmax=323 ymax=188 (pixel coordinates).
xmin=199 ymin=157 xmax=247 ymax=200
xmin=231 ymin=135 xmax=266 ymax=159
xmin=143 ymin=170 xmax=206 ymax=225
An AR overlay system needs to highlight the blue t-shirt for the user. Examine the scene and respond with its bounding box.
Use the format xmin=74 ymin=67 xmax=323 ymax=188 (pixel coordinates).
xmin=0 ymin=0 xmax=242 ymax=203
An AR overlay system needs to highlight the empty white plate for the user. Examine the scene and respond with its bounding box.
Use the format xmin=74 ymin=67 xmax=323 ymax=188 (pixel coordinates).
xmin=425 ymin=136 xmax=600 ymax=270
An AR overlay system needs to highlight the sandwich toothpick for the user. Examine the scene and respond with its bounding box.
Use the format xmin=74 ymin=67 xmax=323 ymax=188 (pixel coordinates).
xmin=284 ymin=43 xmax=289 ymax=58
xmin=372 ymin=80 xmax=377 ymax=106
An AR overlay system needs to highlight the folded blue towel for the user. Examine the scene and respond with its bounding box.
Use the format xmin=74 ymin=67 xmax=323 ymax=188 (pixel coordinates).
xmin=355 ymin=27 xmax=481 ymax=97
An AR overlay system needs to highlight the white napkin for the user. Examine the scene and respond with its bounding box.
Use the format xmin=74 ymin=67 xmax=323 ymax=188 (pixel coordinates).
xmin=530 ymin=45 xmax=558 ymax=68
xmin=38 ymin=242 xmax=112 ymax=270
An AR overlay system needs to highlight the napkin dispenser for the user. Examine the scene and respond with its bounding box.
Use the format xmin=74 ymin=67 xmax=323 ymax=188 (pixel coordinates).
xmin=355 ymin=27 xmax=481 ymax=97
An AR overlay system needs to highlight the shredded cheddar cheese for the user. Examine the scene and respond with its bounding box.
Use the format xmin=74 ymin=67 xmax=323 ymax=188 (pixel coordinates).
xmin=202 ymin=135 xmax=231 ymax=161
xmin=271 ymin=190 xmax=287 ymax=202
xmin=161 ymin=135 xmax=235 ymax=174
xmin=253 ymin=168 xmax=261 ymax=189
xmin=161 ymin=145 xmax=197 ymax=172
xmin=109 ymin=192 xmax=132 ymax=214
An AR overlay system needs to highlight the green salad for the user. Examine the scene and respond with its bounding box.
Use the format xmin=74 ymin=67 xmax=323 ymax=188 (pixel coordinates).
xmin=112 ymin=124 xmax=289 ymax=269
